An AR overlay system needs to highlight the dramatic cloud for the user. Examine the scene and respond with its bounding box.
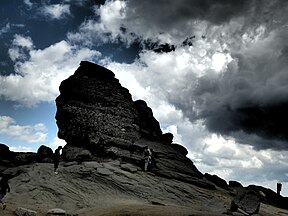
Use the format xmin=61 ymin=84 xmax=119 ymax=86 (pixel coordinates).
xmin=0 ymin=115 xmax=47 ymax=143
xmin=92 ymin=0 xmax=288 ymax=151
xmin=1 ymin=35 xmax=100 ymax=106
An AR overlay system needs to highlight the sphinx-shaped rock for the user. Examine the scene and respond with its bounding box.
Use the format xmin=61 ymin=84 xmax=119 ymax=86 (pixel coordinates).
xmin=56 ymin=61 xmax=165 ymax=148
xmin=56 ymin=61 xmax=203 ymax=179
xmin=56 ymin=61 xmax=142 ymax=147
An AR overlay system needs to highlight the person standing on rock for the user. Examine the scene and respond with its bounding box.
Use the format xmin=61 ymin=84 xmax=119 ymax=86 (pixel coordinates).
xmin=53 ymin=146 xmax=63 ymax=174
xmin=143 ymin=146 xmax=152 ymax=171
xmin=0 ymin=175 xmax=10 ymax=210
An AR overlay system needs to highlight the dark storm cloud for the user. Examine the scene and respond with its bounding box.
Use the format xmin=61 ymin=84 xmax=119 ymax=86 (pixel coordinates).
xmin=169 ymin=27 xmax=288 ymax=150
xmin=127 ymin=0 xmax=252 ymax=25
xmin=119 ymin=0 xmax=288 ymax=44
xmin=71 ymin=0 xmax=288 ymax=151
xmin=120 ymin=0 xmax=288 ymax=151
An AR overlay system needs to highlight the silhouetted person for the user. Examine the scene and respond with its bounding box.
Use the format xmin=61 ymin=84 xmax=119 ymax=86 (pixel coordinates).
xmin=53 ymin=146 xmax=62 ymax=174
xmin=0 ymin=175 xmax=10 ymax=210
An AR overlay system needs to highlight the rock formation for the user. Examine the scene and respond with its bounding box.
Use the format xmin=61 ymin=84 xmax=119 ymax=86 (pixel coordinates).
xmin=55 ymin=61 xmax=203 ymax=180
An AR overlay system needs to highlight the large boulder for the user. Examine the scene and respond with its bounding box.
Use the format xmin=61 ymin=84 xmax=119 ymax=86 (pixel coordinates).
xmin=0 ymin=143 xmax=15 ymax=162
xmin=36 ymin=145 xmax=53 ymax=162
xmin=230 ymin=189 xmax=260 ymax=215
xmin=229 ymin=180 xmax=243 ymax=188
xmin=161 ymin=132 xmax=174 ymax=144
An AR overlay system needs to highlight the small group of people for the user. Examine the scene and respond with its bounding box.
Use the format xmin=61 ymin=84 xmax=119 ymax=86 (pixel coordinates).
xmin=0 ymin=175 xmax=10 ymax=210
xmin=143 ymin=146 xmax=157 ymax=171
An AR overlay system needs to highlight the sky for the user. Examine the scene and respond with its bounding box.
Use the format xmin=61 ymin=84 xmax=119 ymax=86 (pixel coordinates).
xmin=1 ymin=0 xmax=288 ymax=196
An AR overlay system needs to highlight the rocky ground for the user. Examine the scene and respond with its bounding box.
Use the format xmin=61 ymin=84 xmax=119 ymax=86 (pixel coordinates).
xmin=1 ymin=160 xmax=288 ymax=216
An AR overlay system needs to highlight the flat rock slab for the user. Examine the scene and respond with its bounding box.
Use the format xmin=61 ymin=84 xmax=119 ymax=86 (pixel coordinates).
xmin=83 ymin=161 xmax=102 ymax=169
xmin=120 ymin=163 xmax=138 ymax=173
xmin=15 ymin=207 xmax=37 ymax=216
xmin=47 ymin=208 xmax=66 ymax=215
xmin=97 ymin=167 xmax=114 ymax=175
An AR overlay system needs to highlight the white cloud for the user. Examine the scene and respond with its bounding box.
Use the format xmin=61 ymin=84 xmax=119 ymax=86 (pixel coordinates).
xmin=0 ymin=116 xmax=47 ymax=143
xmin=41 ymin=4 xmax=70 ymax=20
xmin=23 ymin=0 xmax=33 ymax=8
xmin=0 ymin=23 xmax=10 ymax=36
xmin=10 ymin=145 xmax=34 ymax=152
xmin=68 ymin=0 xmax=137 ymax=45
xmin=2 ymin=36 xmax=101 ymax=106
xmin=12 ymin=34 xmax=33 ymax=48
xmin=50 ymin=136 xmax=66 ymax=149
xmin=8 ymin=35 xmax=33 ymax=61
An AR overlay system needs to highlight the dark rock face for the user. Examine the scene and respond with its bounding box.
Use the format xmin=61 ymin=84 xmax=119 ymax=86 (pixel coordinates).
xmin=37 ymin=145 xmax=53 ymax=162
xmin=0 ymin=143 xmax=37 ymax=174
xmin=247 ymin=185 xmax=288 ymax=210
xmin=204 ymin=173 xmax=228 ymax=189
xmin=0 ymin=144 xmax=15 ymax=172
xmin=161 ymin=132 xmax=174 ymax=144
xmin=171 ymin=143 xmax=188 ymax=156
xmin=56 ymin=61 xmax=141 ymax=147
xmin=0 ymin=143 xmax=15 ymax=162
xmin=55 ymin=61 xmax=203 ymax=179
xmin=229 ymin=180 xmax=243 ymax=187
xmin=134 ymin=100 xmax=162 ymax=140
xmin=230 ymin=189 xmax=260 ymax=215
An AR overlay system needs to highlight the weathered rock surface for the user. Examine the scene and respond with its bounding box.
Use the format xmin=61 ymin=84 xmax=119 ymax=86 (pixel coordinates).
xmin=231 ymin=189 xmax=260 ymax=215
xmin=15 ymin=207 xmax=37 ymax=216
xmin=55 ymin=61 xmax=203 ymax=180
xmin=56 ymin=61 xmax=141 ymax=147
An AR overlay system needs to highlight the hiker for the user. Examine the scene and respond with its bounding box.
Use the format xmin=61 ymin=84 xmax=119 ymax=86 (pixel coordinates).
xmin=0 ymin=175 xmax=10 ymax=210
xmin=143 ymin=146 xmax=152 ymax=171
xmin=53 ymin=146 xmax=62 ymax=174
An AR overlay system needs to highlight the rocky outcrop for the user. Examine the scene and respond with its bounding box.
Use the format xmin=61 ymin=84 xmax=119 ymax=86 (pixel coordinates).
xmin=55 ymin=61 xmax=203 ymax=180
xmin=247 ymin=185 xmax=288 ymax=211
xmin=204 ymin=173 xmax=228 ymax=189
xmin=0 ymin=143 xmax=16 ymax=171
xmin=56 ymin=61 xmax=143 ymax=149
xmin=230 ymin=189 xmax=260 ymax=215
xmin=134 ymin=100 xmax=162 ymax=140
xmin=229 ymin=180 xmax=243 ymax=188
xmin=36 ymin=145 xmax=53 ymax=162
xmin=0 ymin=144 xmax=38 ymax=174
